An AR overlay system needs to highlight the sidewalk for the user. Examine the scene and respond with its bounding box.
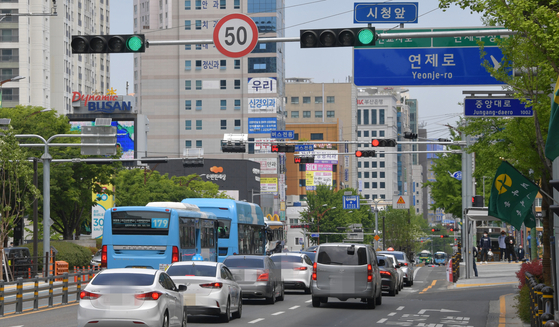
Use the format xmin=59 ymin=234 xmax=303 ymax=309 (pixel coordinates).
xmin=451 ymin=261 xmax=529 ymax=327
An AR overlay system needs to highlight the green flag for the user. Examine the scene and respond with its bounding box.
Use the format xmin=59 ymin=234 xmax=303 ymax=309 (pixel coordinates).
xmin=545 ymin=76 xmax=559 ymax=161
xmin=523 ymin=210 xmax=536 ymax=229
xmin=488 ymin=161 xmax=540 ymax=230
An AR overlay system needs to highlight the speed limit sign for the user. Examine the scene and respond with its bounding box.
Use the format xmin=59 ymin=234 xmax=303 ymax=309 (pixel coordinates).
xmin=213 ymin=14 xmax=259 ymax=58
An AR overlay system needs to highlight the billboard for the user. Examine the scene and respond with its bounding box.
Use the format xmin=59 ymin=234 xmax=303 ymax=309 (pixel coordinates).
xmin=70 ymin=121 xmax=135 ymax=159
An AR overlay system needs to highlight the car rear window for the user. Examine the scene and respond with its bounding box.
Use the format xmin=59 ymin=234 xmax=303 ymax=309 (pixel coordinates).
xmin=317 ymin=246 xmax=368 ymax=265
xmin=91 ymin=273 xmax=156 ymax=286
xmin=223 ymin=258 xmax=264 ymax=269
xmin=271 ymin=256 xmax=302 ymax=263
xmin=381 ymin=252 xmax=405 ymax=261
xmin=166 ymin=265 xmax=216 ymax=277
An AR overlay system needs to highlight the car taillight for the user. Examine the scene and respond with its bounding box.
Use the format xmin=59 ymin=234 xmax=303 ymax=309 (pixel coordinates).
xmin=101 ymin=245 xmax=107 ymax=268
xmin=80 ymin=291 xmax=101 ymax=300
xmin=403 ymin=262 xmax=408 ymax=266
xmin=134 ymin=292 xmax=162 ymax=300
xmin=293 ymin=267 xmax=308 ymax=271
xmin=257 ymin=270 xmax=269 ymax=281
xmin=172 ymin=246 xmax=179 ymax=263
xmin=200 ymin=282 xmax=223 ymax=288
xmin=312 ymin=262 xmax=317 ymax=281
xmin=367 ymin=264 xmax=373 ymax=282
xmin=380 ymin=270 xmax=391 ymax=277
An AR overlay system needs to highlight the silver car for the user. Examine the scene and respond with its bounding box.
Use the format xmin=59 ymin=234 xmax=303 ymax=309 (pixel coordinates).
xmin=380 ymin=253 xmax=404 ymax=291
xmin=90 ymin=249 xmax=102 ymax=267
xmin=77 ymin=268 xmax=187 ymax=327
xmin=271 ymin=253 xmax=313 ymax=293
xmin=167 ymin=261 xmax=242 ymax=322
xmin=378 ymin=251 xmax=414 ymax=286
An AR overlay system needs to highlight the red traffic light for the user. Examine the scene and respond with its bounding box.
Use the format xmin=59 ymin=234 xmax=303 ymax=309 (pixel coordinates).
xmin=271 ymin=145 xmax=279 ymax=152
xmin=431 ymin=228 xmax=436 ymax=232
xmin=372 ymin=139 xmax=379 ymax=147
xmin=356 ymin=150 xmax=363 ymax=157
xmin=355 ymin=150 xmax=375 ymax=157
xmin=450 ymin=228 xmax=455 ymax=232
xmin=440 ymin=235 xmax=444 ymax=238
xmin=294 ymin=157 xmax=301 ymax=163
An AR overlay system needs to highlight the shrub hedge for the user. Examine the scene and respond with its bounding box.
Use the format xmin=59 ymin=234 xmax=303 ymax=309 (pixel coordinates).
xmin=22 ymin=241 xmax=92 ymax=271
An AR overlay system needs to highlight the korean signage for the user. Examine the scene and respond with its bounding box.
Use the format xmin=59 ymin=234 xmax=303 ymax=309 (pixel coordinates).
xmin=300 ymin=149 xmax=338 ymax=164
xmin=464 ymin=98 xmax=533 ymax=117
xmin=357 ymin=98 xmax=384 ymax=106
xmin=254 ymin=138 xmax=273 ymax=153
xmin=201 ymin=166 xmax=227 ymax=181
xmin=271 ymin=130 xmax=295 ymax=139
xmin=354 ymin=2 xmax=418 ymax=24
xmin=248 ymin=98 xmax=277 ymax=113
xmin=374 ymin=27 xmax=507 ymax=48
xmin=249 ymin=158 xmax=278 ymax=174
xmin=248 ymin=77 xmax=277 ymax=94
xmin=261 ymin=177 xmax=278 ymax=193
xmin=305 ymin=164 xmax=333 ymax=191
xmin=248 ymin=117 xmax=277 ymax=134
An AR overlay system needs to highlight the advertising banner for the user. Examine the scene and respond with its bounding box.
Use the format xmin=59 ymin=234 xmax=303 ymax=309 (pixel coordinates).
xmin=261 ymin=177 xmax=278 ymax=192
xmin=248 ymin=77 xmax=277 ymax=94
xmin=249 ymin=157 xmax=277 ymax=174
xmin=248 ymin=98 xmax=277 ymax=113
xmin=91 ymin=184 xmax=114 ymax=239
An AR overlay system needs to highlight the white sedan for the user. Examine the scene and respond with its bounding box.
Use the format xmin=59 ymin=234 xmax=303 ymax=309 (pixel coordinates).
xmin=271 ymin=253 xmax=313 ymax=293
xmin=77 ymin=268 xmax=187 ymax=327
xmin=167 ymin=261 xmax=242 ymax=322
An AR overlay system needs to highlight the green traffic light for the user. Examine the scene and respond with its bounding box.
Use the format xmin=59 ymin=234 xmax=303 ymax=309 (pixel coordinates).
xmin=358 ymin=29 xmax=374 ymax=45
xmin=126 ymin=36 xmax=143 ymax=52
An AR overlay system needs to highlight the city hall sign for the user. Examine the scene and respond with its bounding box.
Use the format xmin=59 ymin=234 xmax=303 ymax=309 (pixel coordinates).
xmin=72 ymin=91 xmax=134 ymax=113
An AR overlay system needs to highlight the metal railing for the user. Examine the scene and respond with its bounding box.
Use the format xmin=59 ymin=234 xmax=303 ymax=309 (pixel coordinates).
xmin=525 ymin=271 xmax=556 ymax=327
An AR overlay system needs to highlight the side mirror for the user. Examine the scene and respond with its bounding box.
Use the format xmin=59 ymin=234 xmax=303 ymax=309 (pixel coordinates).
xmin=178 ymin=284 xmax=187 ymax=292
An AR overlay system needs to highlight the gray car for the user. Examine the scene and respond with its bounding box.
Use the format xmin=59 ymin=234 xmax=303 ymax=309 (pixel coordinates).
xmin=222 ymin=255 xmax=284 ymax=304
xmin=311 ymin=243 xmax=382 ymax=309
xmin=378 ymin=251 xmax=414 ymax=286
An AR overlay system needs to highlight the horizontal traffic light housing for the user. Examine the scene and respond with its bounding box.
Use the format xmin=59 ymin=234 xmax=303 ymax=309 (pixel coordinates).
xmin=355 ymin=150 xmax=376 ymax=157
xmin=272 ymin=144 xmax=295 ymax=153
xmin=300 ymin=27 xmax=376 ymax=48
xmin=295 ymin=156 xmax=315 ymax=164
xmin=404 ymin=132 xmax=418 ymax=139
xmin=71 ymin=34 xmax=146 ymax=54
xmin=183 ymin=158 xmax=204 ymax=167
xmin=221 ymin=141 xmax=246 ymax=153
xmin=371 ymin=139 xmax=397 ymax=147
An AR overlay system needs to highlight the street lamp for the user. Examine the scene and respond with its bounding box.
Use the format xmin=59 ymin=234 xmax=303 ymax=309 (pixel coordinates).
xmin=0 ymin=75 xmax=25 ymax=108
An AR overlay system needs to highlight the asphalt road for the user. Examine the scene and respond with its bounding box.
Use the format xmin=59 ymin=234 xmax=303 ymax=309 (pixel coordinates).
xmin=0 ymin=265 xmax=520 ymax=327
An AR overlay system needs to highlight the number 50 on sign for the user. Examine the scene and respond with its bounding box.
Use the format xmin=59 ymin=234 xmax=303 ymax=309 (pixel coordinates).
xmin=213 ymin=13 xmax=259 ymax=58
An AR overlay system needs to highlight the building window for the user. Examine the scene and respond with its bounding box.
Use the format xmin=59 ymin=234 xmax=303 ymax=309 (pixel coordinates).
xmin=221 ymin=120 xmax=227 ymax=130
xmin=185 ymin=120 xmax=192 ymax=130
xmin=234 ymin=119 xmax=241 ymax=130
xmin=358 ymin=162 xmax=362 ymax=168
xmin=358 ymin=172 xmax=362 ymax=178
xmin=372 ymin=172 xmax=377 ymax=178
xmin=291 ymin=97 xmax=299 ymax=104
xmin=196 ymin=140 xmax=202 ymax=148
xmin=357 ymin=109 xmax=361 ymax=125
xmin=234 ymin=0 xmax=240 ymax=9
xmin=185 ymin=60 xmax=191 ymax=70
xmin=303 ymin=111 xmax=311 ymax=118
xmin=380 ymin=130 xmax=385 ymax=137
xmin=315 ymin=111 xmax=323 ymax=118
xmin=380 ymin=172 xmax=385 ymax=178
xmin=248 ymin=57 xmax=276 ymax=73
xmin=220 ymin=80 xmax=226 ymax=89
xmin=196 ymin=100 xmax=202 ymax=110
xmin=363 ymin=109 xmax=369 ymax=125
xmin=234 ymin=99 xmax=241 ymax=110
xmin=196 ymin=44 xmax=202 ymax=50
xmin=234 ymin=59 xmax=240 ymax=69
xmin=380 ymin=109 xmax=385 ymax=124
xmin=294 ymin=133 xmax=299 ymax=140
xmin=315 ymin=96 xmax=323 ymax=104
xmin=299 ymin=164 xmax=306 ymax=172
xmin=310 ymin=133 xmax=323 ymax=140
xmin=196 ymin=60 xmax=202 ymax=70
xmin=185 ymin=100 xmax=191 ymax=110
xmin=365 ymin=182 xmax=370 ymax=189
xmin=234 ymin=80 xmax=240 ymax=89
xmin=185 ymin=80 xmax=191 ymax=90
xmin=195 ymin=0 xmax=201 ymax=9
xmin=185 ymin=140 xmax=192 ymax=148
xmin=364 ymin=130 xmax=369 ymax=137
xmin=220 ymin=0 xmax=226 ymax=9
xmin=327 ymin=96 xmax=335 ymax=103
xmin=371 ymin=109 xmax=377 ymax=124
xmin=291 ymin=111 xmax=299 ymax=118
xmin=327 ymin=111 xmax=335 ymax=117
xmin=364 ymin=172 xmax=369 ymax=178
xmin=196 ymin=80 xmax=202 ymax=90
xmin=364 ymin=162 xmax=370 ymax=168
xmin=380 ymin=182 xmax=386 ymax=188
xmin=221 ymin=99 xmax=227 ymax=110
xmin=185 ymin=0 xmax=191 ymax=10
xmin=299 ymin=179 xmax=306 ymax=187
xmin=303 ymin=96 xmax=311 ymax=104
xmin=196 ymin=120 xmax=202 ymax=130
xmin=185 ymin=20 xmax=191 ymax=30
xmin=371 ymin=162 xmax=377 ymax=168
xmin=372 ymin=182 xmax=377 ymax=188
xmin=185 ymin=44 xmax=191 ymax=50
xmin=380 ymin=161 xmax=385 ymax=168
xmin=195 ymin=20 xmax=202 ymax=30
xmin=220 ymin=59 xmax=226 ymax=70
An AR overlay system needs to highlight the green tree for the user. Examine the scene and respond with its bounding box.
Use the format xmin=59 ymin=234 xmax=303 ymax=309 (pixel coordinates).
xmin=383 ymin=207 xmax=428 ymax=259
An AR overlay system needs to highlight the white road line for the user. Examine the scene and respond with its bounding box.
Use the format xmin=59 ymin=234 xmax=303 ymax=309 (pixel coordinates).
xmin=377 ymin=318 xmax=388 ymax=323
xmin=397 ymin=306 xmax=405 ymax=310
xmin=249 ymin=318 xmax=265 ymax=324
xmin=289 ymin=305 xmax=300 ymax=309
xmin=272 ymin=311 xmax=285 ymax=315
xmin=388 ymin=312 xmax=397 ymax=316
xmin=305 ymin=299 xmax=312 ymax=303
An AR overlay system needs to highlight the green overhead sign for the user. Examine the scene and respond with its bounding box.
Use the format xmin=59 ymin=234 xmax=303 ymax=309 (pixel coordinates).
xmin=374 ymin=27 xmax=508 ymax=48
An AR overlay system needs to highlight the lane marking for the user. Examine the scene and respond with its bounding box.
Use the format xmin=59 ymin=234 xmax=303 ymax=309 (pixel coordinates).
xmin=0 ymin=303 xmax=79 ymax=320
xmin=498 ymin=294 xmax=509 ymax=327
xmin=455 ymin=281 xmax=518 ymax=288
xmin=249 ymin=318 xmax=265 ymax=324
xmin=305 ymin=299 xmax=312 ymax=303
xmin=272 ymin=311 xmax=284 ymax=316
xmin=388 ymin=312 xmax=396 ymax=316
xmin=419 ymin=279 xmax=437 ymax=294
xmin=289 ymin=305 xmax=300 ymax=310
xmin=377 ymin=318 xmax=388 ymax=323
xmin=397 ymin=306 xmax=405 ymax=310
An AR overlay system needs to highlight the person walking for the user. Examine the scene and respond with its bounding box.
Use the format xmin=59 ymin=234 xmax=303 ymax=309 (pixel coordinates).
xmin=473 ymin=246 xmax=479 ymax=277
xmin=498 ymin=231 xmax=507 ymax=261
xmin=517 ymin=245 xmax=526 ymax=262
xmin=527 ymin=234 xmax=532 ymax=260
xmin=479 ymin=232 xmax=491 ymax=264
xmin=505 ymin=232 xmax=518 ymax=262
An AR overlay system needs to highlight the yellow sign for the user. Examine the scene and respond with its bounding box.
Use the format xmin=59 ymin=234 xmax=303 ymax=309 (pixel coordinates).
xmin=396 ymin=196 xmax=406 ymax=204
xmin=374 ymin=235 xmax=380 ymax=241
xmin=306 ymin=171 xmax=314 ymax=186
xmin=495 ymin=174 xmax=512 ymax=194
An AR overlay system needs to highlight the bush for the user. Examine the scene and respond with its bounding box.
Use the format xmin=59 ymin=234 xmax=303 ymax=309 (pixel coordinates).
xmin=515 ymin=259 xmax=543 ymax=289
xmin=22 ymin=241 xmax=92 ymax=271
xmin=513 ymin=284 xmax=532 ymax=323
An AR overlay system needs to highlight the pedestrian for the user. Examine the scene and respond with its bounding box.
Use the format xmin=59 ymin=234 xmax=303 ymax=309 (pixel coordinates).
xmin=505 ymin=232 xmax=518 ymax=262
xmin=517 ymin=245 xmax=526 ymax=262
xmin=272 ymin=241 xmax=282 ymax=254
xmin=527 ymin=234 xmax=532 ymax=260
xmin=498 ymin=231 xmax=507 ymax=261
xmin=479 ymin=231 xmax=491 ymax=264
xmin=8 ymin=242 xmax=13 ymax=248
xmin=472 ymin=246 xmax=478 ymax=277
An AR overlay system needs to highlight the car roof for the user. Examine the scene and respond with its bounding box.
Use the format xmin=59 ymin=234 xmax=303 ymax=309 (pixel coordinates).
xmin=99 ymin=268 xmax=159 ymax=275
xmin=170 ymin=261 xmax=221 ymax=267
xmin=270 ymin=253 xmax=305 ymax=257
xmin=318 ymin=243 xmax=368 ymax=247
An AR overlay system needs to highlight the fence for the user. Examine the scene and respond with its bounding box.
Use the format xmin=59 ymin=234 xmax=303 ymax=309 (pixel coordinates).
xmin=0 ymin=267 xmax=102 ymax=317
xmin=525 ymin=271 xmax=556 ymax=327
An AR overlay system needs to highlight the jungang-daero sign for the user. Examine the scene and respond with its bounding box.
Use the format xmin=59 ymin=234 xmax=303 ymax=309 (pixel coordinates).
xmin=72 ymin=92 xmax=133 ymax=113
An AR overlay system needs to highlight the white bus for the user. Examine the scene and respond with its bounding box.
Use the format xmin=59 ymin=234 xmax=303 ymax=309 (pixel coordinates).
xmin=265 ymin=219 xmax=285 ymax=254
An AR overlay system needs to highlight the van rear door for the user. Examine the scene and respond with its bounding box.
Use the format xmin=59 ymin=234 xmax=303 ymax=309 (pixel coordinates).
xmin=315 ymin=245 xmax=369 ymax=293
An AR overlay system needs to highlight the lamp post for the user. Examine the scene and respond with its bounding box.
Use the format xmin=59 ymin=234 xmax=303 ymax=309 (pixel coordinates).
xmin=0 ymin=75 xmax=25 ymax=108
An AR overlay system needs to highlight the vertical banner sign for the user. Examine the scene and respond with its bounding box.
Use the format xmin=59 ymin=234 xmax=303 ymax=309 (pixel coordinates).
xmin=91 ymin=184 xmax=115 ymax=239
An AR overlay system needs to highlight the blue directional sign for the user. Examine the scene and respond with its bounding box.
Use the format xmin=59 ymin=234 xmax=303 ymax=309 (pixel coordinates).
xmin=295 ymin=144 xmax=314 ymax=152
xmin=343 ymin=195 xmax=361 ymax=210
xmin=270 ymin=130 xmax=295 ymax=139
xmin=354 ymin=2 xmax=418 ymax=24
xmin=354 ymin=47 xmax=506 ymax=86
xmin=464 ymin=98 xmax=533 ymax=117
xmin=311 ymin=233 xmax=319 ymax=237
xmin=450 ymin=171 xmax=462 ymax=181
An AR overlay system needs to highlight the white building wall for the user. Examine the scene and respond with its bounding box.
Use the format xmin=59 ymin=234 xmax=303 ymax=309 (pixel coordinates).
xmin=285 ymin=204 xmax=308 ymax=252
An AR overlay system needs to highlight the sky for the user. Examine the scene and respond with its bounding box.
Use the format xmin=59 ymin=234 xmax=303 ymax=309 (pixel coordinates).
xmin=110 ymin=0 xmax=493 ymax=139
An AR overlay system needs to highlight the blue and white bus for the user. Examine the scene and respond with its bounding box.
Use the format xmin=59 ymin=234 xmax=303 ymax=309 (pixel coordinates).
xmin=101 ymin=202 xmax=218 ymax=269
xmin=181 ymin=198 xmax=267 ymax=262
xmin=264 ymin=219 xmax=285 ymax=254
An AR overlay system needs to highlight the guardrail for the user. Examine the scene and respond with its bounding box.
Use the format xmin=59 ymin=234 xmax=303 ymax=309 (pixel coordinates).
xmin=0 ymin=267 xmax=102 ymax=317
xmin=525 ymin=271 xmax=556 ymax=327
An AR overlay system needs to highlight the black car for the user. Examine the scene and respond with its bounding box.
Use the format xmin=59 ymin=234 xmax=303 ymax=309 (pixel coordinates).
xmin=4 ymin=247 xmax=32 ymax=280
xmin=377 ymin=255 xmax=399 ymax=296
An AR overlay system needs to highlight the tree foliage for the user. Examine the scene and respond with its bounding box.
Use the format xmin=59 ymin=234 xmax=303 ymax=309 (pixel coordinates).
xmin=383 ymin=206 xmax=428 ymax=259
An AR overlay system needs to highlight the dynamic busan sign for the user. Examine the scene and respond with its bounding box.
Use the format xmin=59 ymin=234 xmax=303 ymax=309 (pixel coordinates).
xmin=72 ymin=90 xmax=133 ymax=113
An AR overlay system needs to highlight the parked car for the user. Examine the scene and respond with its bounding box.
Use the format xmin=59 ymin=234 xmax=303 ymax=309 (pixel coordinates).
xmin=381 ymin=253 xmax=404 ymax=291
xmin=271 ymin=253 xmax=313 ymax=293
xmin=90 ymin=249 xmax=102 ymax=267
xmin=222 ymin=255 xmax=284 ymax=304
xmin=3 ymin=247 xmax=32 ymax=280
xmin=311 ymin=243 xmax=382 ymax=309
xmin=77 ymin=268 xmax=187 ymax=327
xmin=377 ymin=255 xmax=399 ymax=296
xmin=166 ymin=261 xmax=242 ymax=322
xmin=378 ymin=250 xmax=415 ymax=286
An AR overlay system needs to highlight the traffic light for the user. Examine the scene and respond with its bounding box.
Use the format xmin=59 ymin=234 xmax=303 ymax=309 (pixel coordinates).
xmin=71 ymin=34 xmax=146 ymax=54
xmin=404 ymin=132 xmax=418 ymax=139
xmin=183 ymin=158 xmax=204 ymax=167
xmin=300 ymin=27 xmax=376 ymax=48
xmin=271 ymin=144 xmax=295 ymax=153
xmin=440 ymin=235 xmax=449 ymax=238
xmin=449 ymin=228 xmax=455 ymax=232
xmin=371 ymin=139 xmax=397 ymax=147
xmin=221 ymin=141 xmax=246 ymax=153
xmin=295 ymin=156 xmax=315 ymax=164
xmin=431 ymin=228 xmax=440 ymax=232
xmin=355 ymin=150 xmax=376 ymax=157
xmin=472 ymin=195 xmax=484 ymax=207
